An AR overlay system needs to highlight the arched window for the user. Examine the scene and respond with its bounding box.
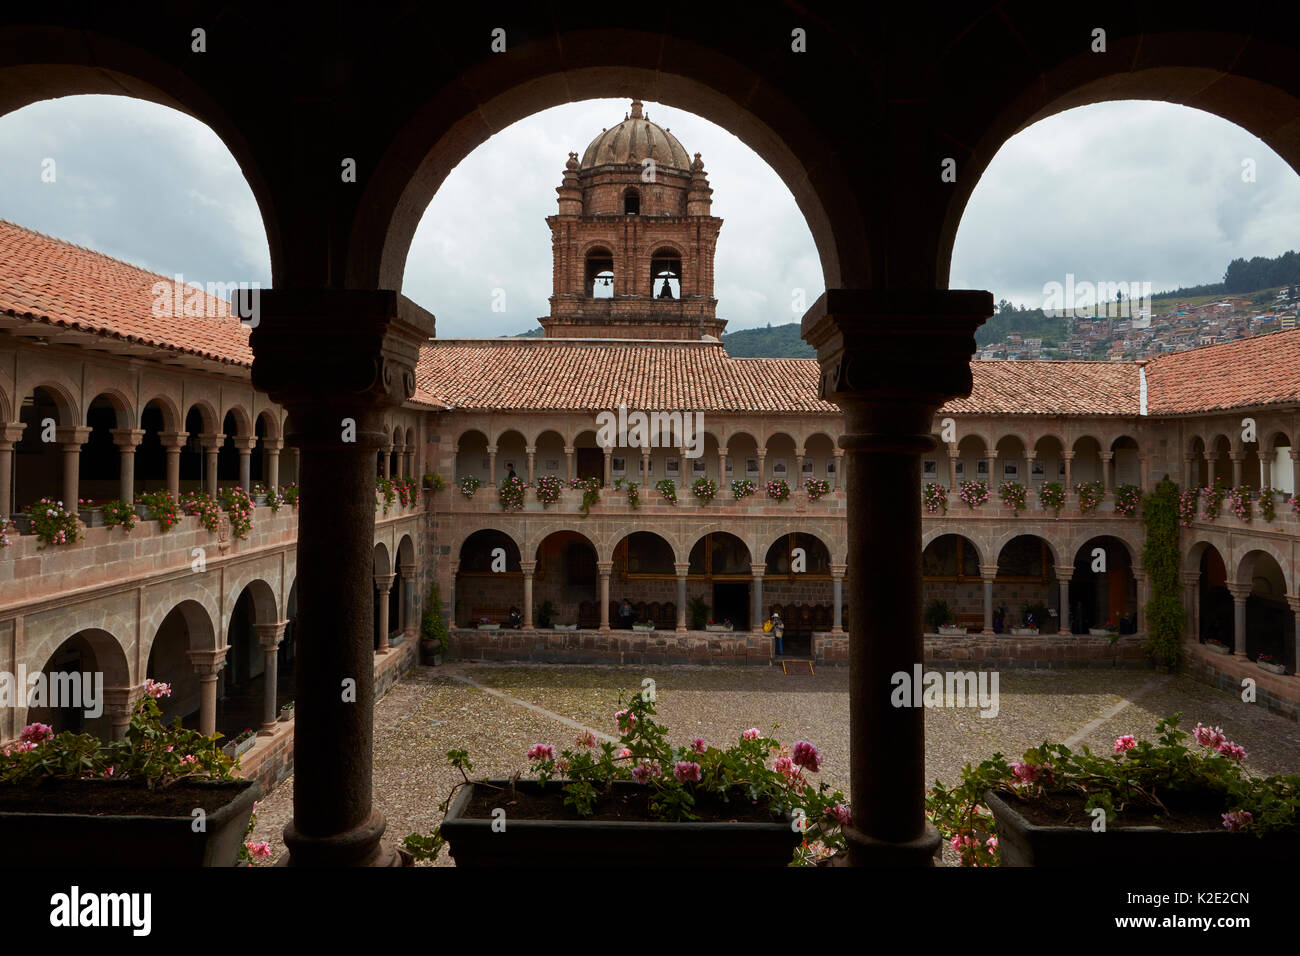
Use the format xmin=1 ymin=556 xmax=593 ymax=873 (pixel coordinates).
xmin=650 ymin=248 xmax=681 ymax=299
xmin=623 ymin=187 xmax=640 ymax=215
xmin=585 ymin=248 xmax=614 ymax=298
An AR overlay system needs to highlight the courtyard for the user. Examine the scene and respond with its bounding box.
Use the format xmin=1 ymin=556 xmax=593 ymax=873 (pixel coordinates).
xmin=248 ymin=661 xmax=1300 ymax=865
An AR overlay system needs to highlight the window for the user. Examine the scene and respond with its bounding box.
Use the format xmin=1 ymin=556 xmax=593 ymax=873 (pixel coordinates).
xmin=623 ymin=188 xmax=640 ymax=215
xmin=585 ymin=248 xmax=615 ymax=299
xmin=692 ymin=458 xmax=706 ymax=475
xmin=802 ymin=459 xmax=814 ymax=476
xmin=746 ymin=458 xmax=759 ymax=477
xmin=667 ymin=457 xmax=680 ymax=477
xmin=612 ymin=456 xmax=626 ymax=475
xmin=1031 ymin=460 xmax=1045 ymax=478
xmin=772 ymin=459 xmax=787 ymax=477
xmin=977 ymin=460 xmax=988 ymax=476
xmin=1004 ymin=462 xmax=1018 ymax=479
xmin=923 ymin=459 xmax=937 ymax=479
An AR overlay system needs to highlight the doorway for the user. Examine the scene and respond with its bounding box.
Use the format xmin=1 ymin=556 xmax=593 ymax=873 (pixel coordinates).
xmin=713 ymin=582 xmax=749 ymax=630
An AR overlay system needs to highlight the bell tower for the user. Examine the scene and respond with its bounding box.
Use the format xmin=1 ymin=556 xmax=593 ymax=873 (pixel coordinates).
xmin=541 ymin=100 xmax=726 ymax=340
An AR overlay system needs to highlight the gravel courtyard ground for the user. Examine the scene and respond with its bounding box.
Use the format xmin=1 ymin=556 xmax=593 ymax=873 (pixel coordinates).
xmin=248 ymin=662 xmax=1300 ymax=865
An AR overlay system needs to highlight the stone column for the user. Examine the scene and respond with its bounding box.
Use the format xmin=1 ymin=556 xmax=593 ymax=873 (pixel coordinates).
xmin=564 ymin=445 xmax=575 ymax=483
xmin=521 ymin=561 xmax=535 ymax=629
xmin=1100 ymin=451 xmax=1113 ymax=493
xmin=598 ymin=561 xmax=612 ymax=631
xmin=256 ymin=621 xmax=287 ymax=733
xmin=1024 ymin=450 xmax=1036 ymax=489
xmin=750 ymin=564 xmax=765 ymax=634
xmin=1287 ymin=595 xmax=1300 ymax=675
xmin=980 ymin=563 xmax=998 ymax=635
xmin=375 ymin=572 xmax=395 ymax=653
xmin=675 ymin=562 xmax=689 ymax=633
xmin=1062 ymin=450 xmax=1074 ymax=494
xmin=1133 ymin=567 xmax=1147 ymax=633
xmin=448 ymin=560 xmax=458 ymax=629
xmin=264 ymin=437 xmax=284 ymax=491
xmin=55 ymin=426 xmax=91 ymax=516
xmin=233 ymin=436 xmax=257 ymax=491
xmin=831 ymin=564 xmax=846 ymax=634
xmin=756 ymin=448 xmax=767 ymax=484
xmin=487 ymin=444 xmax=497 ymax=488
xmin=525 ymin=445 xmax=536 ymax=484
xmin=946 ymin=445 xmax=958 ymax=498
xmin=1138 ymin=454 xmax=1149 ymax=492
xmin=1184 ymin=455 xmax=1196 ymax=489
xmin=1055 ymin=566 xmax=1072 ymax=636
xmin=601 ymin=448 xmax=610 ymax=486
xmin=1227 ymin=582 xmax=1250 ymax=657
xmin=984 ymin=455 xmax=996 ymax=487
xmin=1292 ymin=449 xmax=1300 ymax=495
xmin=1261 ymin=454 xmax=1272 ymax=489
xmin=0 ymin=422 xmax=26 ymax=520
xmin=804 ymin=288 xmax=990 ymax=866
xmin=102 ymin=685 xmax=139 ymax=741
xmin=110 ymin=428 xmax=145 ymax=503
xmin=795 ymin=451 xmax=805 ymax=493
xmin=400 ymin=568 xmax=417 ymax=637
xmin=404 ymin=446 xmax=415 ymax=480
xmin=1180 ymin=571 xmax=1199 ymax=642
xmin=832 ymin=449 xmax=844 ymax=490
xmin=160 ymin=431 xmax=186 ymax=499
xmin=1230 ymin=452 xmax=1243 ymax=488
xmin=641 ymin=451 xmax=650 ymax=489
xmin=251 ymin=287 xmax=431 ymax=867
xmin=200 ymin=435 xmax=220 ymax=497
xmin=718 ymin=447 xmax=728 ymax=486
xmin=188 ymin=647 xmax=228 ymax=737
xmin=1206 ymin=453 xmax=1217 ymax=486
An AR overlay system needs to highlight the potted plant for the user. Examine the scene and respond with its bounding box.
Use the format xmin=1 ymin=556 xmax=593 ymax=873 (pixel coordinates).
xmin=730 ymin=479 xmax=757 ymax=501
xmin=922 ymin=482 xmax=948 ymax=515
xmin=958 ymin=479 xmax=989 ymax=510
xmin=78 ymin=500 xmax=106 ymax=527
xmin=1038 ymin=481 xmax=1066 ymax=518
xmin=655 ymin=478 xmax=678 ymax=504
xmin=925 ymin=599 xmax=963 ymax=635
xmin=1011 ymin=602 xmax=1049 ymax=637
xmin=764 ymin=478 xmax=791 ymax=502
xmin=477 ymin=617 xmax=500 ymax=631
xmin=102 ymin=499 xmax=138 ymax=534
xmin=423 ymin=472 xmax=446 ymax=493
xmin=0 ymin=681 xmax=260 ymax=867
xmin=928 ymin=714 xmax=1300 ymax=867
xmin=1203 ymin=638 xmax=1231 ymax=655
xmin=1074 ymin=480 xmax=1104 ymax=515
xmin=998 ymin=480 xmax=1027 ymax=514
xmin=135 ymin=490 xmax=182 ymax=531
xmin=705 ymin=619 xmax=734 ymax=632
xmin=278 ymin=701 xmax=295 ymax=722
xmin=400 ymin=691 xmax=849 ymax=867
xmin=1256 ymin=653 xmax=1286 ymax=675
xmin=691 ymin=477 xmax=718 ymax=504
xmin=25 ymin=498 xmax=80 ymax=547
xmin=632 ymin=619 xmax=656 ymax=632
xmin=688 ymin=596 xmax=710 ymax=630
xmin=420 ymin=582 xmax=449 ymax=666
xmin=250 ymin=483 xmax=270 ymax=507
xmin=804 ymin=477 xmax=831 ymax=501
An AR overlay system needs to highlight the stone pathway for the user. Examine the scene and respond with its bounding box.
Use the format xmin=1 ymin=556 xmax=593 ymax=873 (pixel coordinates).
xmin=247 ymin=662 xmax=1300 ymax=865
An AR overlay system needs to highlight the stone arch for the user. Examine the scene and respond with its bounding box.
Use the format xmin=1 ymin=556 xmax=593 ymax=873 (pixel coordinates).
xmin=222 ymin=574 xmax=280 ymax=636
xmin=183 ymin=399 xmax=220 ymax=437
xmin=82 ymin=386 xmax=136 ymax=429
xmin=255 ymin=408 xmax=282 ymax=440
xmin=373 ymin=541 xmax=392 ymax=578
xmin=396 ymin=533 xmax=416 ymax=569
xmin=353 ymin=42 xmax=858 ymax=294
xmin=922 ymin=530 xmax=986 ymax=570
xmin=16 ymin=377 xmax=80 ymax=425
xmin=994 ymin=531 xmax=1060 ymax=571
xmin=24 ymin=606 xmax=135 ymax=690
xmin=1235 ymin=544 xmax=1293 ymax=594
xmin=139 ymin=391 xmax=182 ymax=433
xmin=26 ymin=627 xmax=131 ymax=740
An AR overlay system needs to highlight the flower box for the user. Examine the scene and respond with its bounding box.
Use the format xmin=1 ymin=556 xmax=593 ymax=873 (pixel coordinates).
xmin=985 ymin=788 xmax=1299 ymax=867
xmin=10 ymin=515 xmax=34 ymax=535
xmin=632 ymin=624 xmax=656 ymax=632
xmin=78 ymin=507 xmax=106 ymax=528
xmin=1008 ymin=627 xmax=1039 ymax=636
xmin=477 ymin=623 xmax=500 ymax=630
xmin=439 ymin=780 xmax=800 ymax=867
xmin=1203 ymin=642 xmax=1231 ymax=655
xmin=278 ymin=704 xmax=295 ymax=722
xmin=1257 ymin=660 xmax=1286 ymax=674
xmin=553 ymin=624 xmax=578 ymax=631
xmin=0 ymin=778 xmax=259 ymax=867
xmin=1087 ymin=628 xmax=1111 ymax=637
xmin=937 ymin=625 xmax=967 ymax=636
xmin=234 ymin=735 xmax=256 ymax=757
xmin=134 ymin=503 xmax=153 ymax=520
xmin=705 ymin=624 xmax=734 ymax=632
xmin=252 ymin=494 xmax=268 ymax=507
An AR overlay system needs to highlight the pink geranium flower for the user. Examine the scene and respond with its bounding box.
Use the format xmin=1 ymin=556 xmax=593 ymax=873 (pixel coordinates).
xmin=1217 ymin=741 xmax=1247 ymax=762
xmin=1221 ymin=810 xmax=1253 ymax=832
xmin=526 ymin=744 xmax=555 ymax=762
xmin=632 ymin=763 xmax=653 ymax=784
xmin=673 ymin=761 xmax=702 ymax=783
xmin=617 ymin=747 xmax=632 ymax=758
xmin=824 ymin=803 xmax=852 ymax=826
xmin=19 ymin=722 xmax=53 ymax=744
xmin=691 ymin=737 xmax=706 ymax=754
xmin=245 ymin=840 xmax=273 ymax=858
xmin=791 ymin=741 xmax=822 ymax=772
xmin=1193 ymin=723 xmax=1226 ymax=748
xmin=1113 ymin=734 xmax=1136 ymax=754
xmin=743 ymin=728 xmax=760 ymax=741
xmin=575 ymin=731 xmax=597 ymax=748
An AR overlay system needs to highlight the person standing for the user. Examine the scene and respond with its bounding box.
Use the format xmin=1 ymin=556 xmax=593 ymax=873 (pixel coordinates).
xmin=770 ymin=611 xmax=785 ymax=656
xmin=618 ymin=598 xmax=636 ymax=629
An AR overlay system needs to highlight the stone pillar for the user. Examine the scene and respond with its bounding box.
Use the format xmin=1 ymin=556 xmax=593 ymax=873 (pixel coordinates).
xmin=718 ymin=447 xmax=728 ymax=486
xmin=598 ymin=561 xmax=612 ymax=631
xmin=795 ymin=451 xmax=805 ymax=493
xmin=980 ymin=564 xmax=998 ymax=635
xmin=103 ymin=685 xmax=139 ymax=741
xmin=1024 ymin=451 xmax=1036 ymax=488
xmin=521 ymin=561 xmax=535 ymax=629
xmin=1287 ymin=595 xmax=1300 ymax=675
xmin=1261 ymin=454 xmax=1272 ymax=489
xmin=1138 ymin=454 xmax=1149 ymax=492
xmin=804 ymin=288 xmax=989 ymax=866
xmin=400 ymin=568 xmax=417 ymax=637
xmin=1206 ymin=453 xmax=1217 ymax=487
xmin=565 ymin=445 xmax=575 ymax=483
xmin=404 ymin=446 xmax=414 ymax=480
xmin=264 ymin=437 xmax=284 ymax=490
xmin=1055 ymin=566 xmax=1072 ymax=636
xmin=1292 ymin=449 xmax=1300 ymax=495
xmin=251 ymin=287 xmax=431 ymax=867
xmin=750 ymin=564 xmax=765 ymax=634
xmin=831 ymin=450 xmax=844 ymax=490
xmin=1227 ymin=582 xmax=1250 ymax=657
xmin=256 ymin=621 xmax=287 ymax=733
xmin=831 ymin=564 xmax=846 ymax=634
xmin=0 ymin=422 xmax=26 ymax=520
xmin=525 ymin=445 xmax=536 ymax=484
xmin=487 ymin=445 xmax=497 ymax=488
xmin=601 ymin=448 xmax=610 ymax=486
xmin=1180 ymin=571 xmax=1199 ymax=642
xmin=188 ymin=647 xmax=227 ymax=737
xmin=1184 ymin=455 xmax=1196 ymax=489
xmin=641 ymin=451 xmax=650 ymax=489
xmin=160 ymin=431 xmax=186 ymax=499
xmin=375 ymin=572 xmax=395 ymax=653
xmin=110 ymin=428 xmax=145 ymax=503
xmin=1230 ymin=452 xmax=1243 ymax=488
xmin=1062 ymin=450 xmax=1074 ymax=494
xmin=984 ymin=455 xmax=996 ymax=486
xmin=56 ymin=426 xmax=91 ymax=516
xmin=946 ymin=445 xmax=958 ymax=496
xmin=756 ymin=448 xmax=767 ymax=484
xmin=200 ymin=435 xmax=220 ymax=497
xmin=675 ymin=562 xmax=689 ymax=633
xmin=1100 ymin=452 xmax=1113 ymax=493
xmin=233 ymin=436 xmax=257 ymax=491
xmin=448 ymin=560 xmax=458 ymax=630
xmin=1133 ymin=567 xmax=1147 ymax=633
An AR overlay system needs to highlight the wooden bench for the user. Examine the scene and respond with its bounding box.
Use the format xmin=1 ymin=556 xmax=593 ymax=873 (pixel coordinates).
xmin=954 ymin=613 xmax=984 ymax=632
xmin=469 ymin=605 xmax=510 ymax=627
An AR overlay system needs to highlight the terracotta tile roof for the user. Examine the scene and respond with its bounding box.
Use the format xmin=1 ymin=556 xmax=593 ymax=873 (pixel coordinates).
xmin=0 ymin=218 xmax=252 ymax=366
xmin=1145 ymin=328 xmax=1300 ymax=414
xmin=415 ymin=340 xmax=1143 ymax=416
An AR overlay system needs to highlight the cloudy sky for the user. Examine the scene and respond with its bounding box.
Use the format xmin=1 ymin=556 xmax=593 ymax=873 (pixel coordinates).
xmin=1 ymin=95 xmax=1298 ymax=336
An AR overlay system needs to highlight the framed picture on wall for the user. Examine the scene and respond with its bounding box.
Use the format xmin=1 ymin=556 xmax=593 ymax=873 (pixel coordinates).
xmin=545 ymin=459 xmax=560 ymax=471
xmin=954 ymin=461 xmax=964 ymax=477
xmin=746 ymin=458 xmax=759 ymax=477
xmin=772 ymin=459 xmax=787 ymax=478
xmin=666 ymin=457 xmax=680 ymax=477
xmin=826 ymin=460 xmax=836 ymax=476
xmin=1058 ymin=460 xmax=1067 ymax=477
xmin=692 ymin=458 xmax=706 ymax=474
xmin=977 ymin=460 xmax=988 ymax=476
xmin=725 ymin=457 xmax=734 ymax=476
xmin=612 ymin=456 xmax=626 ymax=475
xmin=1004 ymin=462 xmax=1018 ymax=479
xmin=802 ymin=459 xmax=814 ymax=476
xmin=1031 ymin=460 xmax=1045 ymax=478
xmin=481 ymin=457 xmax=490 ymax=470
xmin=923 ymin=459 xmax=937 ymax=479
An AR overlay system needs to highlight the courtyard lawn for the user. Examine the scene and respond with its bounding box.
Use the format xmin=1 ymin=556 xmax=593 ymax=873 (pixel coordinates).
xmin=248 ymin=663 xmax=1300 ymax=865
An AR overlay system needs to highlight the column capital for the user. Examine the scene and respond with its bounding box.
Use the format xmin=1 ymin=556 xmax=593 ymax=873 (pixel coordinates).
xmin=801 ymin=289 xmax=991 ymax=411
xmin=0 ymin=422 xmax=25 ymax=445
xmin=187 ymin=647 xmax=228 ymax=676
xmin=373 ymin=572 xmax=396 ymax=591
xmin=254 ymin=621 xmax=288 ymax=648
xmin=565 ymin=445 xmax=576 ymax=455
xmin=1099 ymin=451 xmax=1113 ymax=461
xmin=1053 ymin=565 xmax=1073 ymax=581
xmin=597 ymin=561 xmax=613 ymax=575
xmin=979 ymin=563 xmax=999 ymax=580
xmin=1287 ymin=595 xmax=1300 ymax=613
xmin=110 ymin=427 xmax=146 ymax=450
xmin=674 ymin=562 xmax=690 ymax=577
xmin=231 ymin=435 xmax=258 ymax=453
xmin=159 ymin=430 xmax=189 ymax=449
xmin=399 ymin=566 xmax=417 ymax=581
xmin=199 ymin=434 xmax=223 ymax=452
xmin=1061 ymin=450 xmax=1075 ymax=460
xmin=1228 ymin=450 xmax=1245 ymax=462
xmin=524 ymin=445 xmax=536 ymax=455
xmin=1225 ymin=582 xmax=1251 ymax=601
xmin=262 ymin=436 xmax=285 ymax=453
xmin=519 ymin=560 xmax=537 ymax=575
xmin=55 ymin=424 xmax=92 ymax=448
xmin=750 ymin=563 xmax=766 ymax=578
xmin=102 ymin=684 xmax=142 ymax=714
xmin=1179 ymin=570 xmax=1200 ymax=586
xmin=830 ymin=563 xmax=847 ymax=578
xmin=486 ymin=443 xmax=498 ymax=454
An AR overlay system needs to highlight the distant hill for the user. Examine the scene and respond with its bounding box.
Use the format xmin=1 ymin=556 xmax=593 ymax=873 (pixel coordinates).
xmin=720 ymin=323 xmax=815 ymax=358
xmin=975 ymin=300 xmax=1067 ymax=347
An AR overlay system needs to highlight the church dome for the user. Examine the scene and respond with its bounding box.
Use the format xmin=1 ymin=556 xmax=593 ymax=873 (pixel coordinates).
xmin=580 ymin=100 xmax=691 ymax=170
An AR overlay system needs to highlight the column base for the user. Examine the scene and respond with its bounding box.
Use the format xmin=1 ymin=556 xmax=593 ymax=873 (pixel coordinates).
xmin=599 ymin=624 xmax=610 ymax=633
xmin=981 ymin=628 xmax=995 ymax=636
xmin=281 ymin=811 xmax=400 ymax=867
xmin=1058 ymin=629 xmax=1071 ymax=637
xmin=676 ymin=625 xmax=687 ymax=634
xmin=258 ymin=722 xmax=278 ymax=736
xmin=843 ymin=821 xmax=943 ymax=867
